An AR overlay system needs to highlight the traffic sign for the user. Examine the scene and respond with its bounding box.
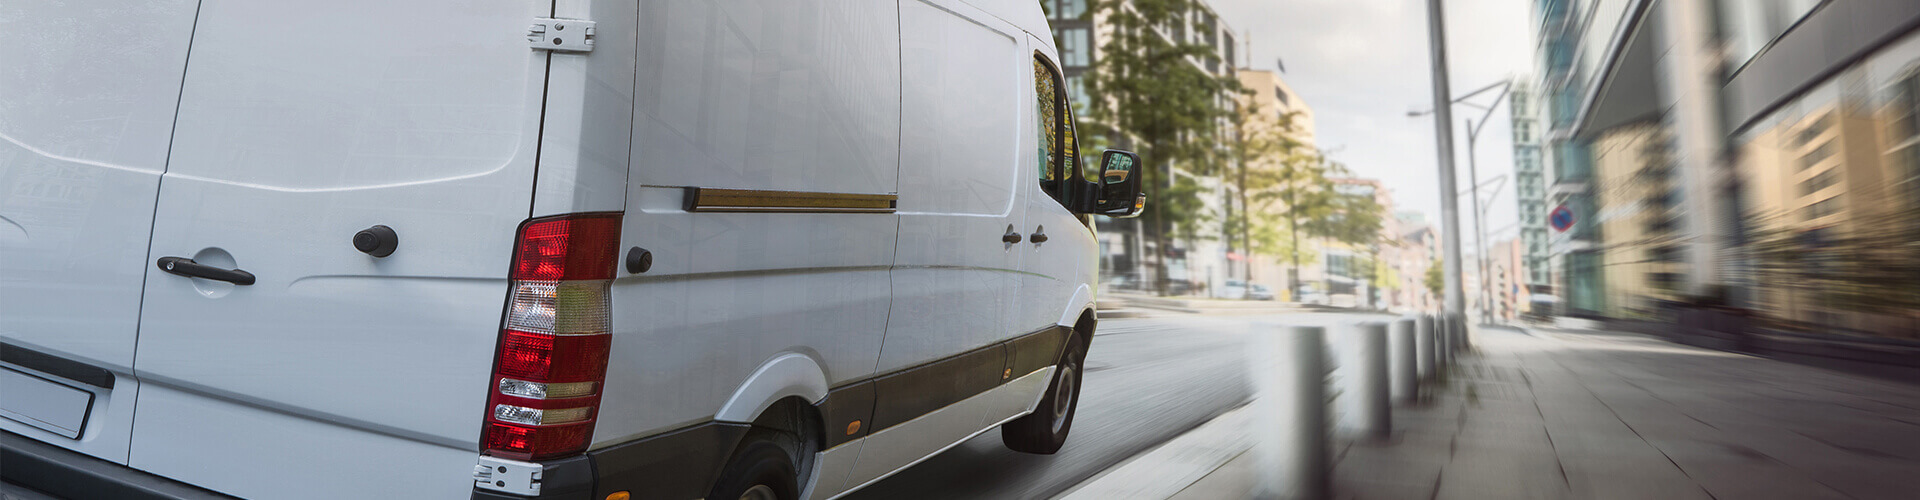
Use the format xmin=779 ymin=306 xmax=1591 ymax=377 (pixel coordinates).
xmin=1550 ymin=204 xmax=1574 ymax=232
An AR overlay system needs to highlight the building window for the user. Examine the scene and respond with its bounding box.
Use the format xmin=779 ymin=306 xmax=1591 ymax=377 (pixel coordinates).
xmin=1066 ymin=75 xmax=1090 ymax=113
xmin=1224 ymin=34 xmax=1235 ymax=68
xmin=1650 ymin=272 xmax=1682 ymax=291
xmin=1803 ymin=195 xmax=1842 ymax=220
xmin=1795 ymin=114 xmax=1831 ymax=146
xmin=1798 ymin=141 xmax=1834 ymax=171
xmin=1052 ymin=0 xmax=1086 ymax=19
xmin=1056 ymin=27 xmax=1090 ymax=67
xmin=1800 ymin=168 xmax=1840 ymax=196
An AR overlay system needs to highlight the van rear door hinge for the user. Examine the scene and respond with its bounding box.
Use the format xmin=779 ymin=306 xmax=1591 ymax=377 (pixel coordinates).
xmin=528 ymin=18 xmax=594 ymax=52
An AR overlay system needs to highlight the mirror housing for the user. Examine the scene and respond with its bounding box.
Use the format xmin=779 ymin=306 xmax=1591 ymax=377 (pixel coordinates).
xmin=1089 ymin=149 xmax=1145 ymax=218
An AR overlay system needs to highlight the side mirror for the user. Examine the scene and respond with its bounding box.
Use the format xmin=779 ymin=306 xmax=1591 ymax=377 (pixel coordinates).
xmin=1092 ymin=149 xmax=1145 ymax=218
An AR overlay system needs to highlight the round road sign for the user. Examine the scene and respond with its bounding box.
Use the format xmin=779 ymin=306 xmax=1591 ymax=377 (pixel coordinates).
xmin=1550 ymin=204 xmax=1574 ymax=232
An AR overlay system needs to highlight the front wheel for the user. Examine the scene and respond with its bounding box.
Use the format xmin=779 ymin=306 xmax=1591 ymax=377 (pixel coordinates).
xmin=1001 ymin=332 xmax=1085 ymax=454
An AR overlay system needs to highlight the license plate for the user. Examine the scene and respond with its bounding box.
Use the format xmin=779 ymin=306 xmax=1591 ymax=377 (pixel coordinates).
xmin=0 ymin=367 xmax=94 ymax=439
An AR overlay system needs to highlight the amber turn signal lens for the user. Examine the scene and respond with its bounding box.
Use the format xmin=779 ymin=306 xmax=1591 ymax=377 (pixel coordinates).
xmin=607 ymin=492 xmax=631 ymax=500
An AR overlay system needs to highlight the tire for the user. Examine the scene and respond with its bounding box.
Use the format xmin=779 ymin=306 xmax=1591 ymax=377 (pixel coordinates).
xmin=706 ymin=432 xmax=800 ymax=500
xmin=1001 ymin=332 xmax=1086 ymax=454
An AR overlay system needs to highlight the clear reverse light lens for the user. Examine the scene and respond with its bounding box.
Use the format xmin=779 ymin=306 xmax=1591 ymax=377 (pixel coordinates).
xmin=498 ymin=378 xmax=596 ymax=399
xmin=507 ymin=280 xmax=611 ymax=335
xmin=494 ymin=404 xmax=593 ymax=426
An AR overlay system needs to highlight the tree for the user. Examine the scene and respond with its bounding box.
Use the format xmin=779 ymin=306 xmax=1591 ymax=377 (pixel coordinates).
xmin=1243 ymin=152 xmax=1385 ymax=300
xmin=1426 ymin=257 xmax=1445 ymax=302
xmin=1082 ymin=0 xmax=1242 ymax=295
xmin=1227 ymin=99 xmax=1314 ymax=283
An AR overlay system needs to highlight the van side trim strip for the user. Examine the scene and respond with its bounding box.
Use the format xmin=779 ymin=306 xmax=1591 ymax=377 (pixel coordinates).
xmin=682 ymin=187 xmax=898 ymax=213
xmin=861 ymin=324 xmax=1075 ymax=435
xmin=0 ymin=429 xmax=235 ymax=499
xmin=0 ymin=342 xmax=114 ymax=389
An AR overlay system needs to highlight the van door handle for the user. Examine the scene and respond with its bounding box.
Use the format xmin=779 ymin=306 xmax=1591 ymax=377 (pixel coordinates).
xmin=156 ymin=257 xmax=256 ymax=286
xmin=1030 ymin=230 xmax=1048 ymax=243
xmin=1002 ymin=231 xmax=1022 ymax=244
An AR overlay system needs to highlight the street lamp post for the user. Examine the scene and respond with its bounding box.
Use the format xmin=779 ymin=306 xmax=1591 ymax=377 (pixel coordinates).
xmin=1422 ymin=0 xmax=1467 ymax=320
xmin=1463 ymin=109 xmax=1506 ymax=323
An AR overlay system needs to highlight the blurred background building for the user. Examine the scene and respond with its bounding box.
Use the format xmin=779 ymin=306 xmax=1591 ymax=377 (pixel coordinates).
xmin=1509 ymin=81 xmax=1555 ymax=309
xmin=1523 ymin=0 xmax=1920 ymax=337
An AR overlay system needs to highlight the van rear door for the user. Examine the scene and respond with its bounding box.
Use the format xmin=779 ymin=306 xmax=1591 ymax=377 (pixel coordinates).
xmin=126 ymin=1 xmax=552 ymax=498
xmin=0 ymin=0 xmax=198 ymax=464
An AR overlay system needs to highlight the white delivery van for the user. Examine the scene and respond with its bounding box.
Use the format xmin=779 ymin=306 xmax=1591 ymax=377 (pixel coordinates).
xmin=0 ymin=1 xmax=1145 ymax=499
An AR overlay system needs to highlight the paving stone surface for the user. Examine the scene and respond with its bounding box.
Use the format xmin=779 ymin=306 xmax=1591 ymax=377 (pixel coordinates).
xmin=1172 ymin=325 xmax=1920 ymax=500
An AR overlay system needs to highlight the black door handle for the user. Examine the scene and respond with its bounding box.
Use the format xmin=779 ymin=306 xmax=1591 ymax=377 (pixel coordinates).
xmin=1030 ymin=230 xmax=1048 ymax=243
xmin=1002 ymin=231 xmax=1022 ymax=244
xmin=156 ymin=257 xmax=255 ymax=286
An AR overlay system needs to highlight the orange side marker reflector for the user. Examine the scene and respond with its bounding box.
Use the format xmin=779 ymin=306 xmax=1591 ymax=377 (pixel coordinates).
xmin=846 ymin=421 xmax=862 ymax=435
xmin=607 ymin=492 xmax=631 ymax=500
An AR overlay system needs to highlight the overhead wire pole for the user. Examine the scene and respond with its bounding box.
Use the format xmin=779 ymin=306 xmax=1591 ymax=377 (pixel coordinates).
xmin=1424 ymin=0 xmax=1466 ymax=318
xmin=1462 ymin=81 xmax=1510 ymax=322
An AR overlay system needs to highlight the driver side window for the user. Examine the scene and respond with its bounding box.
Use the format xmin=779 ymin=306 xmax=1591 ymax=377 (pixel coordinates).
xmin=1032 ymin=56 xmax=1082 ymax=207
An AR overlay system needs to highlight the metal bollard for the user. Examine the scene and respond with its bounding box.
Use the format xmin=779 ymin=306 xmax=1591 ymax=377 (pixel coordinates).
xmin=1438 ymin=315 xmax=1454 ymax=369
xmin=1246 ymin=324 xmax=1328 ymax=500
xmin=1451 ymin=311 xmax=1471 ymax=352
xmin=1414 ymin=314 xmax=1436 ymax=381
xmin=1336 ymin=322 xmax=1390 ymax=439
xmin=1389 ymin=317 xmax=1418 ymax=405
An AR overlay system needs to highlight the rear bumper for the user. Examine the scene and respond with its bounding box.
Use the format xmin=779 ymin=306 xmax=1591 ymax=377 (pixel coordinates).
xmin=0 ymin=430 xmax=234 ymax=500
xmin=472 ymin=421 xmax=749 ymax=500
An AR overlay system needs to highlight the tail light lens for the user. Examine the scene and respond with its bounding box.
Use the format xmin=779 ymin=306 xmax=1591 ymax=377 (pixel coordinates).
xmin=483 ymin=213 xmax=621 ymax=461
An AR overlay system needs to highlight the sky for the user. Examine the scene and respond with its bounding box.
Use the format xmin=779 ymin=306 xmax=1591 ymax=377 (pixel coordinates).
xmin=1208 ymin=0 xmax=1536 ymax=248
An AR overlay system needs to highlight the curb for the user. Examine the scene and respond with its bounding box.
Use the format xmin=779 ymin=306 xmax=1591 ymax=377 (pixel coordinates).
xmin=1052 ymin=405 xmax=1252 ymax=500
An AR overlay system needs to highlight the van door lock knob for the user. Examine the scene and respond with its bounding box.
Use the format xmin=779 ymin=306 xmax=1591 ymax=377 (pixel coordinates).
xmin=353 ymin=225 xmax=399 ymax=257
xmin=626 ymin=247 xmax=653 ymax=274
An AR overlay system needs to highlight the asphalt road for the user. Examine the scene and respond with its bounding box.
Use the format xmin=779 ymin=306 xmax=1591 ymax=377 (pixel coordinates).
xmin=843 ymin=311 xmax=1391 ymax=499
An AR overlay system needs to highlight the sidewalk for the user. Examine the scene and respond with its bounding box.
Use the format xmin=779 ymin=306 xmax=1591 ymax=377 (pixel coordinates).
xmin=1070 ymin=324 xmax=1920 ymax=499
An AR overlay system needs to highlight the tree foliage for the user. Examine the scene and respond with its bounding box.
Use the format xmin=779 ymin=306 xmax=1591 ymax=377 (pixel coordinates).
xmin=1426 ymin=258 xmax=1445 ymax=300
xmin=1081 ymin=0 xmax=1241 ymax=294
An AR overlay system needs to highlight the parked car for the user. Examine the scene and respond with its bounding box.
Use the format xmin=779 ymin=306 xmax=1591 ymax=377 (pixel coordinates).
xmin=1248 ymin=284 xmax=1276 ymax=301
xmin=0 ymin=2 xmax=1145 ymax=499
xmin=1218 ymin=279 xmax=1249 ymax=299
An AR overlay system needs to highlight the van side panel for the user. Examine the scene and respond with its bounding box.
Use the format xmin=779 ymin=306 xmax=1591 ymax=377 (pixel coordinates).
xmin=597 ymin=0 xmax=901 ymax=450
xmin=0 ymin=0 xmax=197 ymax=463
xmin=625 ymin=1 xmax=899 ymax=195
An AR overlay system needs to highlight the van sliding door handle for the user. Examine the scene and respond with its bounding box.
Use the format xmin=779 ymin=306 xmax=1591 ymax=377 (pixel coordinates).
xmin=1030 ymin=231 xmax=1047 ymax=243
xmin=1002 ymin=231 xmax=1022 ymax=244
xmin=156 ymin=257 xmax=256 ymax=286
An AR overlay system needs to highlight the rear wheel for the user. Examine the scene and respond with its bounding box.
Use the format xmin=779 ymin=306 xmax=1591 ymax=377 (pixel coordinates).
xmin=707 ymin=431 xmax=800 ymax=500
xmin=1001 ymin=332 xmax=1086 ymax=454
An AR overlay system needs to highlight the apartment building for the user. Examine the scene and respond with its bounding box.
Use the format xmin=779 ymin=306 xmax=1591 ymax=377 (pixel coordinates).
xmin=1509 ymin=81 xmax=1553 ymax=300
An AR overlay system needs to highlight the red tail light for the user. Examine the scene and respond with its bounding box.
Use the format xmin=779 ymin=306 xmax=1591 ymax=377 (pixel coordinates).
xmin=484 ymin=213 xmax=621 ymax=461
